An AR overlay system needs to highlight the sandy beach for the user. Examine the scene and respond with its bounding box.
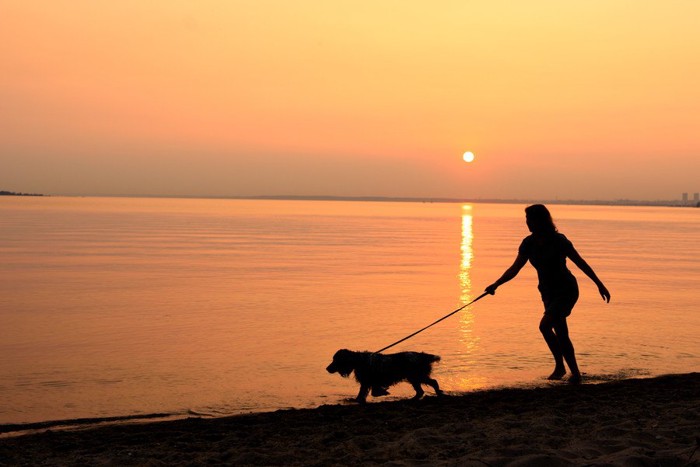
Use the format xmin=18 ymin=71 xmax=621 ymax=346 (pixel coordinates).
xmin=1 ymin=373 xmax=698 ymax=466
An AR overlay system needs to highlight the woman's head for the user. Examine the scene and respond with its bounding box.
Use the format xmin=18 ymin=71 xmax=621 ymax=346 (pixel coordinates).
xmin=525 ymin=204 xmax=557 ymax=234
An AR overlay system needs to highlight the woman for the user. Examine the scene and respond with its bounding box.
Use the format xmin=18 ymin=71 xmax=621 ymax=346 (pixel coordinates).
xmin=485 ymin=204 xmax=610 ymax=383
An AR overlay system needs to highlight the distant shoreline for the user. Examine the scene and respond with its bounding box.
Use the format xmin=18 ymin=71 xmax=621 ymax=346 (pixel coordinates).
xmin=109 ymin=193 xmax=700 ymax=208
xmin=241 ymin=194 xmax=699 ymax=208
xmin=0 ymin=190 xmax=45 ymax=197
xmin=3 ymin=191 xmax=698 ymax=207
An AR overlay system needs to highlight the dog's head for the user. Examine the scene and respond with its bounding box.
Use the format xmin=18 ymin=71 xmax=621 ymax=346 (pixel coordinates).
xmin=326 ymin=349 xmax=357 ymax=378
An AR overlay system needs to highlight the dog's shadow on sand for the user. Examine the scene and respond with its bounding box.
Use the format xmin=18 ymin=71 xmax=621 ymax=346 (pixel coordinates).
xmin=338 ymin=394 xmax=445 ymax=405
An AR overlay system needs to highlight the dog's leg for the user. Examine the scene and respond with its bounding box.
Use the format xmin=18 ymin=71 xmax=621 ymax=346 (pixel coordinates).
xmin=410 ymin=381 xmax=425 ymax=400
xmin=356 ymin=384 xmax=370 ymax=403
xmin=425 ymin=377 xmax=443 ymax=396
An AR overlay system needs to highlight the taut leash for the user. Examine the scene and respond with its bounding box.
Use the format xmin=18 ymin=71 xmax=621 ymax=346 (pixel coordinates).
xmin=373 ymin=291 xmax=491 ymax=354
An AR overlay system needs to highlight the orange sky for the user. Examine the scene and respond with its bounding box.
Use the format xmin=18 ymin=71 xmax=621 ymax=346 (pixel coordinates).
xmin=1 ymin=1 xmax=699 ymax=200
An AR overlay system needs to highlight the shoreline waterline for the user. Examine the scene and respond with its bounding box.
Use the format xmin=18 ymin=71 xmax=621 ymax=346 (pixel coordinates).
xmin=0 ymin=371 xmax=687 ymax=437
xmin=1 ymin=373 xmax=697 ymax=466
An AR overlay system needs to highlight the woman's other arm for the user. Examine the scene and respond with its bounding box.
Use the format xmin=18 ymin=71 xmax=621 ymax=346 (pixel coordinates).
xmin=567 ymin=247 xmax=611 ymax=302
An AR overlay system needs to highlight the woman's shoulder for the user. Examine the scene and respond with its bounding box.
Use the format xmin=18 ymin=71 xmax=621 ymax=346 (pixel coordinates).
xmin=518 ymin=234 xmax=535 ymax=253
xmin=555 ymin=232 xmax=574 ymax=249
xmin=520 ymin=234 xmax=535 ymax=244
xmin=521 ymin=232 xmax=571 ymax=246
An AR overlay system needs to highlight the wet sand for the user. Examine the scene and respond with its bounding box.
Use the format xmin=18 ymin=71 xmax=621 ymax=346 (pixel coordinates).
xmin=1 ymin=373 xmax=698 ymax=466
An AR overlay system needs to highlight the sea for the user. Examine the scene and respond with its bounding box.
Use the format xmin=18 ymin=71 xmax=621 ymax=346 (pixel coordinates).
xmin=1 ymin=197 xmax=698 ymax=427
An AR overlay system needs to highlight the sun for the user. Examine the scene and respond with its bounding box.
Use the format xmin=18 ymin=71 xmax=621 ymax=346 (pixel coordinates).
xmin=462 ymin=151 xmax=475 ymax=163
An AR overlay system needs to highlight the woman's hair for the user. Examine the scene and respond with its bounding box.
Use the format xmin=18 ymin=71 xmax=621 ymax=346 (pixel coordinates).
xmin=525 ymin=204 xmax=557 ymax=234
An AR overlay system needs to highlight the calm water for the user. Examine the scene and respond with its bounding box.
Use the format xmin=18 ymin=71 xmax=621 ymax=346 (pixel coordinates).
xmin=1 ymin=197 xmax=698 ymax=425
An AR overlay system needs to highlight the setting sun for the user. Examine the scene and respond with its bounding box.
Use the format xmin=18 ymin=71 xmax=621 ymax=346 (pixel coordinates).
xmin=463 ymin=152 xmax=475 ymax=163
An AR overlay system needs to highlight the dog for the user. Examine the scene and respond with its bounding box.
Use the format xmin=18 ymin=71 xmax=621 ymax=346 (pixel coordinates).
xmin=326 ymin=349 xmax=443 ymax=403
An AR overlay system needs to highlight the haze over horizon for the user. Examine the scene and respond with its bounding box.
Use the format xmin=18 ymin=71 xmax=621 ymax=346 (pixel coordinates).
xmin=2 ymin=2 xmax=699 ymax=201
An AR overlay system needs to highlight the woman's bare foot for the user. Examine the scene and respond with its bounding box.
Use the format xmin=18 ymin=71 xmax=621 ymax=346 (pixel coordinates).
xmin=568 ymin=373 xmax=582 ymax=384
xmin=547 ymin=367 xmax=566 ymax=380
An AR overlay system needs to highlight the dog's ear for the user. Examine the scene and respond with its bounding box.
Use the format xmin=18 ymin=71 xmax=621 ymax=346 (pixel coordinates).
xmin=332 ymin=349 xmax=354 ymax=361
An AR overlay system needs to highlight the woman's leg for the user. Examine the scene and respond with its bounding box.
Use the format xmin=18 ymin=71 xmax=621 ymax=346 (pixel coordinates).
xmin=551 ymin=317 xmax=581 ymax=383
xmin=539 ymin=314 xmax=566 ymax=379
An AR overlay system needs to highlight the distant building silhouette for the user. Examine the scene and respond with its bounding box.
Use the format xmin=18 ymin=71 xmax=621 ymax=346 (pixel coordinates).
xmin=0 ymin=190 xmax=44 ymax=197
xmin=681 ymin=192 xmax=699 ymax=206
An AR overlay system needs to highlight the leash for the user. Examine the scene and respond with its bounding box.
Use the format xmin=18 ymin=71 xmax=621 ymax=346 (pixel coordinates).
xmin=373 ymin=291 xmax=491 ymax=354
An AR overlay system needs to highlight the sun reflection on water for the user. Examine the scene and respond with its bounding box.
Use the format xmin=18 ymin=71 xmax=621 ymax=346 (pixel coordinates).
xmin=459 ymin=206 xmax=473 ymax=304
xmin=452 ymin=205 xmax=485 ymax=389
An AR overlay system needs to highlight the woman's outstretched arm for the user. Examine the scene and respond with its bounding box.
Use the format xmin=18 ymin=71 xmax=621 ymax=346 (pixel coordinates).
xmin=567 ymin=247 xmax=611 ymax=302
xmin=485 ymin=254 xmax=528 ymax=295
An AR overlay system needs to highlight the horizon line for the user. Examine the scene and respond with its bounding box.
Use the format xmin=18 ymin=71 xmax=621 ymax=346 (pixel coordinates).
xmin=5 ymin=191 xmax=697 ymax=207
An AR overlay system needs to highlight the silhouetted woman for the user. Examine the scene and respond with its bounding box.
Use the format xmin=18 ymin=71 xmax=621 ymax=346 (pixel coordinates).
xmin=485 ymin=204 xmax=610 ymax=383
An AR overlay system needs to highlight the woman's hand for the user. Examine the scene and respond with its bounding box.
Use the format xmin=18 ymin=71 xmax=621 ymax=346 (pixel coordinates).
xmin=598 ymin=284 xmax=611 ymax=303
xmin=485 ymin=283 xmax=498 ymax=295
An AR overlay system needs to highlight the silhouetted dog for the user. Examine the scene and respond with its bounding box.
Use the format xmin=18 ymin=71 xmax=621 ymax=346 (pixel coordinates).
xmin=326 ymin=349 xmax=443 ymax=403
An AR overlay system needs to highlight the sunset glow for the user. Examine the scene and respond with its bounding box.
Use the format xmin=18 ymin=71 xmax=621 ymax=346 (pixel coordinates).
xmin=2 ymin=1 xmax=699 ymax=200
